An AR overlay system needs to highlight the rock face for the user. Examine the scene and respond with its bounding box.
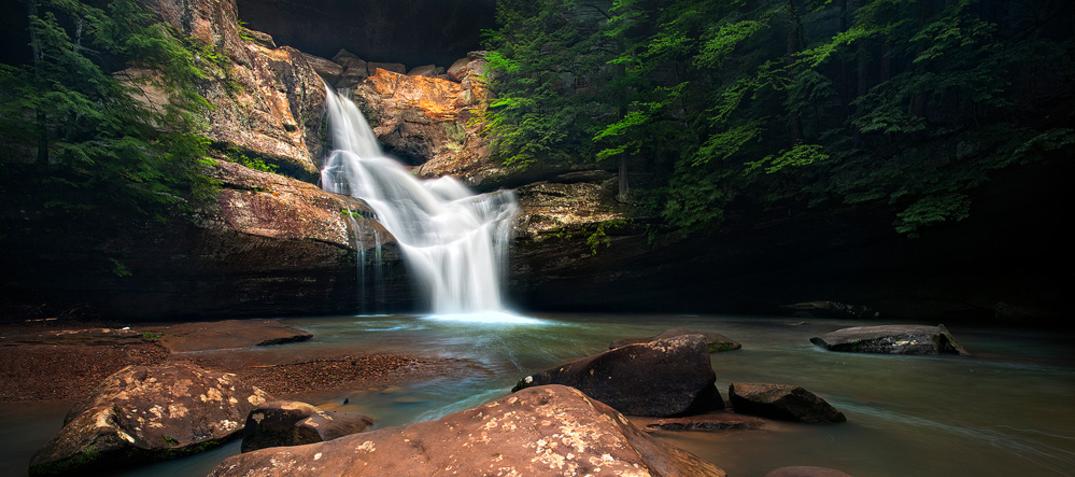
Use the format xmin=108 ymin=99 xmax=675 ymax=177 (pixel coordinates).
xmin=30 ymin=363 xmax=270 ymax=476
xmin=610 ymin=328 xmax=742 ymax=353
xmin=210 ymin=385 xmax=726 ymax=477
xmin=354 ymin=67 xmax=492 ymax=173
xmin=241 ymin=401 xmax=373 ymax=452
xmin=513 ymin=335 xmax=724 ymax=417
xmin=30 ymin=161 xmax=413 ymax=319
xmin=809 ymin=324 xmax=968 ymax=355
xmin=728 ymin=383 xmax=846 ymax=424
xmin=144 ymin=0 xmax=327 ymax=180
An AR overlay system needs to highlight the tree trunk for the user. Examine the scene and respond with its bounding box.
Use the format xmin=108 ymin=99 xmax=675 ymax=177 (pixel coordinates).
xmin=28 ymin=0 xmax=48 ymax=164
xmin=617 ymin=157 xmax=629 ymax=203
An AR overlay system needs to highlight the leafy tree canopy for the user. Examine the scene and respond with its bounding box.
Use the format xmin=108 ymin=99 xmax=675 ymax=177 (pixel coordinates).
xmin=484 ymin=0 xmax=1075 ymax=235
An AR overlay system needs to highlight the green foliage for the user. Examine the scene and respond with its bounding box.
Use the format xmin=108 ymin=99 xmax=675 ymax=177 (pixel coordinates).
xmin=223 ymin=148 xmax=279 ymax=173
xmin=485 ymin=0 xmax=1075 ymax=235
xmin=0 ymin=0 xmax=216 ymax=227
xmin=109 ymin=258 xmax=133 ymax=278
xmin=141 ymin=331 xmax=163 ymax=342
xmin=586 ymin=219 xmax=627 ymax=255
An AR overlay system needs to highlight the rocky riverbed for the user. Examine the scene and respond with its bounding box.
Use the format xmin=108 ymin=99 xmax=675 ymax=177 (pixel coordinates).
xmin=2 ymin=313 xmax=1072 ymax=477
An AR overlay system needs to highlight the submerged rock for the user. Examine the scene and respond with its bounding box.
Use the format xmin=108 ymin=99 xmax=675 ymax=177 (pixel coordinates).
xmin=513 ymin=335 xmax=724 ymax=417
xmin=809 ymin=324 xmax=968 ymax=355
xmin=783 ymin=300 xmax=878 ymax=319
xmin=632 ymin=410 xmax=771 ymax=433
xmin=209 ymin=385 xmax=726 ymax=477
xmin=610 ymin=327 xmax=741 ymax=353
xmin=766 ymin=466 xmax=854 ymax=477
xmin=728 ymin=383 xmax=845 ymax=424
xmin=30 ymin=363 xmax=270 ymax=476
xmin=241 ymin=401 xmax=373 ymax=452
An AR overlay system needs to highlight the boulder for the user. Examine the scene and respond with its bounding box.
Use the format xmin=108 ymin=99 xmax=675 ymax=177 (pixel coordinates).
xmin=407 ymin=64 xmax=444 ymax=77
xmin=241 ymin=401 xmax=373 ymax=452
xmin=367 ymin=62 xmax=407 ymax=75
xmin=301 ymin=52 xmax=345 ymax=85
xmin=809 ymin=324 xmax=968 ymax=355
xmin=29 ymin=363 xmax=271 ymax=476
xmin=333 ymin=49 xmax=370 ymax=88
xmin=766 ymin=466 xmax=854 ymax=477
xmin=610 ymin=327 xmax=741 ymax=353
xmin=209 ymin=385 xmax=726 ymax=477
xmin=513 ymin=335 xmax=724 ymax=417
xmin=148 ymin=319 xmax=313 ymax=352
xmin=446 ymin=51 xmax=487 ymax=82
xmin=728 ymin=383 xmax=845 ymax=424
xmin=240 ymin=27 xmax=276 ymax=48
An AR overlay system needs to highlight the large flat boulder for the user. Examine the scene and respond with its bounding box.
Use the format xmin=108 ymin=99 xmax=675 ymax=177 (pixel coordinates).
xmin=728 ymin=383 xmax=845 ymax=424
xmin=209 ymin=385 xmax=726 ymax=477
xmin=610 ymin=328 xmax=741 ymax=353
xmin=513 ymin=335 xmax=724 ymax=417
xmin=241 ymin=401 xmax=373 ymax=452
xmin=148 ymin=319 xmax=313 ymax=352
xmin=809 ymin=324 xmax=968 ymax=355
xmin=30 ymin=363 xmax=271 ymax=476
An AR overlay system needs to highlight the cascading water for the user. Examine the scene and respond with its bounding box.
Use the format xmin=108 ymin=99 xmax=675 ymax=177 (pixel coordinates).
xmin=320 ymin=85 xmax=520 ymax=316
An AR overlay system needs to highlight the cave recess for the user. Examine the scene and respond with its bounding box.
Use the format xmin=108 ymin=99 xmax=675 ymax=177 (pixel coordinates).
xmin=236 ymin=0 xmax=496 ymax=67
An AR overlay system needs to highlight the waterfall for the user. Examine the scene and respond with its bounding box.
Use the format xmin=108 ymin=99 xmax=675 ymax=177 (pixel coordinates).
xmin=320 ymin=85 xmax=519 ymax=314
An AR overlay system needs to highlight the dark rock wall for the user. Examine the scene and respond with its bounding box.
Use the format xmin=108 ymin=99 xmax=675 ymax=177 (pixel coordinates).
xmin=236 ymin=0 xmax=496 ymax=67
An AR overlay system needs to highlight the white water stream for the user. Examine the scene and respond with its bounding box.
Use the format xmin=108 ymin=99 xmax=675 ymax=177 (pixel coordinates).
xmin=320 ymin=86 xmax=519 ymax=314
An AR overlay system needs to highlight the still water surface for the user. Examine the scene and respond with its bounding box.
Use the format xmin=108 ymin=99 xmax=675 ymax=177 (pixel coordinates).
xmin=3 ymin=313 xmax=1073 ymax=477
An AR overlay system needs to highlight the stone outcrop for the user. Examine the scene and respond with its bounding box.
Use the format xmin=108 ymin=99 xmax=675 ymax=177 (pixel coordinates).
xmin=513 ymin=335 xmax=724 ymax=417
xmin=728 ymin=383 xmax=846 ymax=424
xmin=810 ymin=324 xmax=968 ymax=355
xmin=241 ymin=401 xmax=373 ymax=452
xmin=610 ymin=328 xmax=742 ymax=353
xmin=22 ymin=161 xmax=412 ymax=319
xmin=143 ymin=0 xmax=327 ymax=180
xmin=30 ymin=363 xmax=270 ymax=476
xmin=148 ymin=319 xmax=313 ymax=352
xmin=209 ymin=385 xmax=726 ymax=477
xmin=353 ymin=68 xmax=491 ymax=174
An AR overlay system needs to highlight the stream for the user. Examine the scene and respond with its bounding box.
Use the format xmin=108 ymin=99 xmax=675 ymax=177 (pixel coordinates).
xmin=3 ymin=313 xmax=1073 ymax=476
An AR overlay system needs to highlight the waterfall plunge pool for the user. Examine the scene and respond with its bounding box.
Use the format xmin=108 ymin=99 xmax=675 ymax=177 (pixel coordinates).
xmin=2 ymin=313 xmax=1073 ymax=477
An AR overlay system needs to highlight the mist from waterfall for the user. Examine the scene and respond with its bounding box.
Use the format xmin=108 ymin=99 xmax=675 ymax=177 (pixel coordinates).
xmin=320 ymin=85 xmax=519 ymax=314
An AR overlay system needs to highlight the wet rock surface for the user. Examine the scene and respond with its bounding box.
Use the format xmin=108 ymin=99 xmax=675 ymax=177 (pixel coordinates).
xmin=728 ymin=383 xmax=846 ymax=424
xmin=765 ymin=466 xmax=855 ymax=477
xmin=241 ymin=400 xmax=373 ymax=452
xmin=30 ymin=363 xmax=270 ymax=476
xmin=513 ymin=335 xmax=724 ymax=417
xmin=632 ymin=411 xmax=772 ymax=433
xmin=149 ymin=319 xmax=312 ymax=352
xmin=810 ymin=324 xmax=968 ymax=355
xmin=354 ymin=67 xmax=493 ymax=176
xmin=209 ymin=385 xmax=726 ymax=477
xmin=784 ymin=301 xmax=878 ymax=319
xmin=610 ymin=328 xmax=742 ymax=353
